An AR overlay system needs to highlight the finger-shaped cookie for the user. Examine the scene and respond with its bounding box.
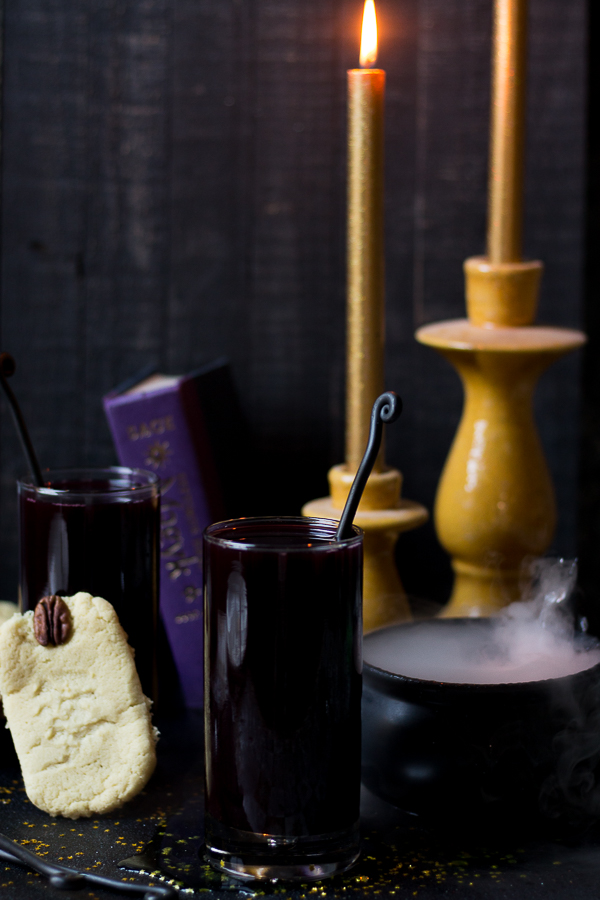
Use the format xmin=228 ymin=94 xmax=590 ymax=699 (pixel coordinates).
xmin=0 ymin=592 xmax=158 ymax=818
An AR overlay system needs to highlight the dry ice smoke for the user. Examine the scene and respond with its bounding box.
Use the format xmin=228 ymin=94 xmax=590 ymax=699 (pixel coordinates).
xmin=364 ymin=558 xmax=600 ymax=684
xmin=364 ymin=559 xmax=600 ymax=824
xmin=488 ymin=557 xmax=600 ymax=683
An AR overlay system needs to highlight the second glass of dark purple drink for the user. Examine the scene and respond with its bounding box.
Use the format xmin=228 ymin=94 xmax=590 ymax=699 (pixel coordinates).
xmin=18 ymin=467 xmax=159 ymax=699
xmin=203 ymin=516 xmax=363 ymax=881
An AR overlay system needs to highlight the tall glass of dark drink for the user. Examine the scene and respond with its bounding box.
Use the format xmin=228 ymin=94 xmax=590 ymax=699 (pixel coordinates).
xmin=18 ymin=467 xmax=159 ymax=699
xmin=203 ymin=516 xmax=363 ymax=881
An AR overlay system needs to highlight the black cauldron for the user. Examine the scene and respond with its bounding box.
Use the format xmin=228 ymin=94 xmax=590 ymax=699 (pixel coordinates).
xmin=362 ymin=619 xmax=600 ymax=830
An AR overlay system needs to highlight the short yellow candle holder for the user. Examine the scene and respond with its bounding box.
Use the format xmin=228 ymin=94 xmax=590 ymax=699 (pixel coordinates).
xmin=302 ymin=466 xmax=428 ymax=632
xmin=416 ymin=257 xmax=585 ymax=617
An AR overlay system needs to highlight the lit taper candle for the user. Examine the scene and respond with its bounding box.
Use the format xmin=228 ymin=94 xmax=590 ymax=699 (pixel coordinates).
xmin=303 ymin=0 xmax=428 ymax=632
xmin=346 ymin=0 xmax=386 ymax=473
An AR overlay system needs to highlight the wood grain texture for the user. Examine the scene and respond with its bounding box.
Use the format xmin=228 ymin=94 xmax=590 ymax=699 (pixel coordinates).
xmin=579 ymin=0 xmax=600 ymax=626
xmin=0 ymin=0 xmax=588 ymax=604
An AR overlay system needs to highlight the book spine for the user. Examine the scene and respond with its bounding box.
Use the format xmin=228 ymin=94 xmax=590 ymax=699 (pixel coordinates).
xmin=104 ymin=386 xmax=210 ymax=708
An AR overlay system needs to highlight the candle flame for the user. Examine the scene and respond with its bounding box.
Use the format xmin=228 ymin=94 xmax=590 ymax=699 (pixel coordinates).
xmin=359 ymin=0 xmax=378 ymax=67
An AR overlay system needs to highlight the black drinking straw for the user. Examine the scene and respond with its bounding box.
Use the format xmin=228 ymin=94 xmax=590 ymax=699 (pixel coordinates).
xmin=0 ymin=352 xmax=44 ymax=487
xmin=336 ymin=391 xmax=402 ymax=541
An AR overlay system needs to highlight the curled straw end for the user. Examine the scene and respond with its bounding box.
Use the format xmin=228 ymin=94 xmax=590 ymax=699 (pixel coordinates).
xmin=336 ymin=391 xmax=402 ymax=541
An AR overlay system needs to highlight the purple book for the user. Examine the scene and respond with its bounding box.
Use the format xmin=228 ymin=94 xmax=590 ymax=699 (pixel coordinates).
xmin=103 ymin=362 xmax=228 ymax=708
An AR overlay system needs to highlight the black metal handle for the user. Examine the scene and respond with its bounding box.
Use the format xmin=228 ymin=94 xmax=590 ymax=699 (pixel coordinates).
xmin=336 ymin=391 xmax=402 ymax=541
xmin=0 ymin=832 xmax=177 ymax=898
xmin=0 ymin=834 xmax=85 ymax=888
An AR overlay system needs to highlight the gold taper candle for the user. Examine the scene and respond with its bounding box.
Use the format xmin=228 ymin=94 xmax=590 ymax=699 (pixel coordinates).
xmin=303 ymin=0 xmax=428 ymax=629
xmin=346 ymin=0 xmax=385 ymax=472
xmin=487 ymin=0 xmax=528 ymax=263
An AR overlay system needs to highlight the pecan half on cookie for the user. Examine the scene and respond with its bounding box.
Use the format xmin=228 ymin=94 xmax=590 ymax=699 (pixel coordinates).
xmin=33 ymin=595 xmax=71 ymax=646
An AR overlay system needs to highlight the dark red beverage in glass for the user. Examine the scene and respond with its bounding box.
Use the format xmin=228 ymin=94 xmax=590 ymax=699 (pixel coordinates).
xmin=18 ymin=467 xmax=159 ymax=698
xmin=203 ymin=516 xmax=363 ymax=881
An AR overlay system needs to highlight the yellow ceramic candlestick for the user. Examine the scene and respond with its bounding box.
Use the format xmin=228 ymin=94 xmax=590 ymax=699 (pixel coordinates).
xmin=303 ymin=0 xmax=428 ymax=632
xmin=416 ymin=0 xmax=586 ymax=617
xmin=417 ymin=319 xmax=585 ymax=616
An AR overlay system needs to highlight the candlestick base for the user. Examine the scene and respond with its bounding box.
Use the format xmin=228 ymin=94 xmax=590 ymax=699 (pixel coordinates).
xmin=416 ymin=318 xmax=586 ymax=618
xmin=302 ymin=466 xmax=428 ymax=633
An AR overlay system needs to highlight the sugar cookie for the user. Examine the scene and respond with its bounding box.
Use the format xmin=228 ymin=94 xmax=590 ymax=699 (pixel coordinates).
xmin=0 ymin=592 xmax=157 ymax=818
xmin=0 ymin=601 xmax=17 ymax=628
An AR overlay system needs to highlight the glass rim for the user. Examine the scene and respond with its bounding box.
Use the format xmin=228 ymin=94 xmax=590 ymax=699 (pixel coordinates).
xmin=204 ymin=516 xmax=363 ymax=551
xmin=17 ymin=466 xmax=159 ymax=499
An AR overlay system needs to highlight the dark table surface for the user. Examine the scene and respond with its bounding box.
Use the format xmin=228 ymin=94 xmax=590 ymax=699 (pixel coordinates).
xmin=2 ymin=711 xmax=600 ymax=899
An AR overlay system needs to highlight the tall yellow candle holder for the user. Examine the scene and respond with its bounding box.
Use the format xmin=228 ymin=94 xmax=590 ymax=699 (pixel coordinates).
xmin=417 ymin=272 xmax=585 ymax=617
xmin=416 ymin=0 xmax=586 ymax=617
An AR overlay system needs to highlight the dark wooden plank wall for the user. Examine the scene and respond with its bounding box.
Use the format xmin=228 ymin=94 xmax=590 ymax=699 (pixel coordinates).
xmin=0 ymin=0 xmax=588 ymax=604
xmin=580 ymin=0 xmax=600 ymax=620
